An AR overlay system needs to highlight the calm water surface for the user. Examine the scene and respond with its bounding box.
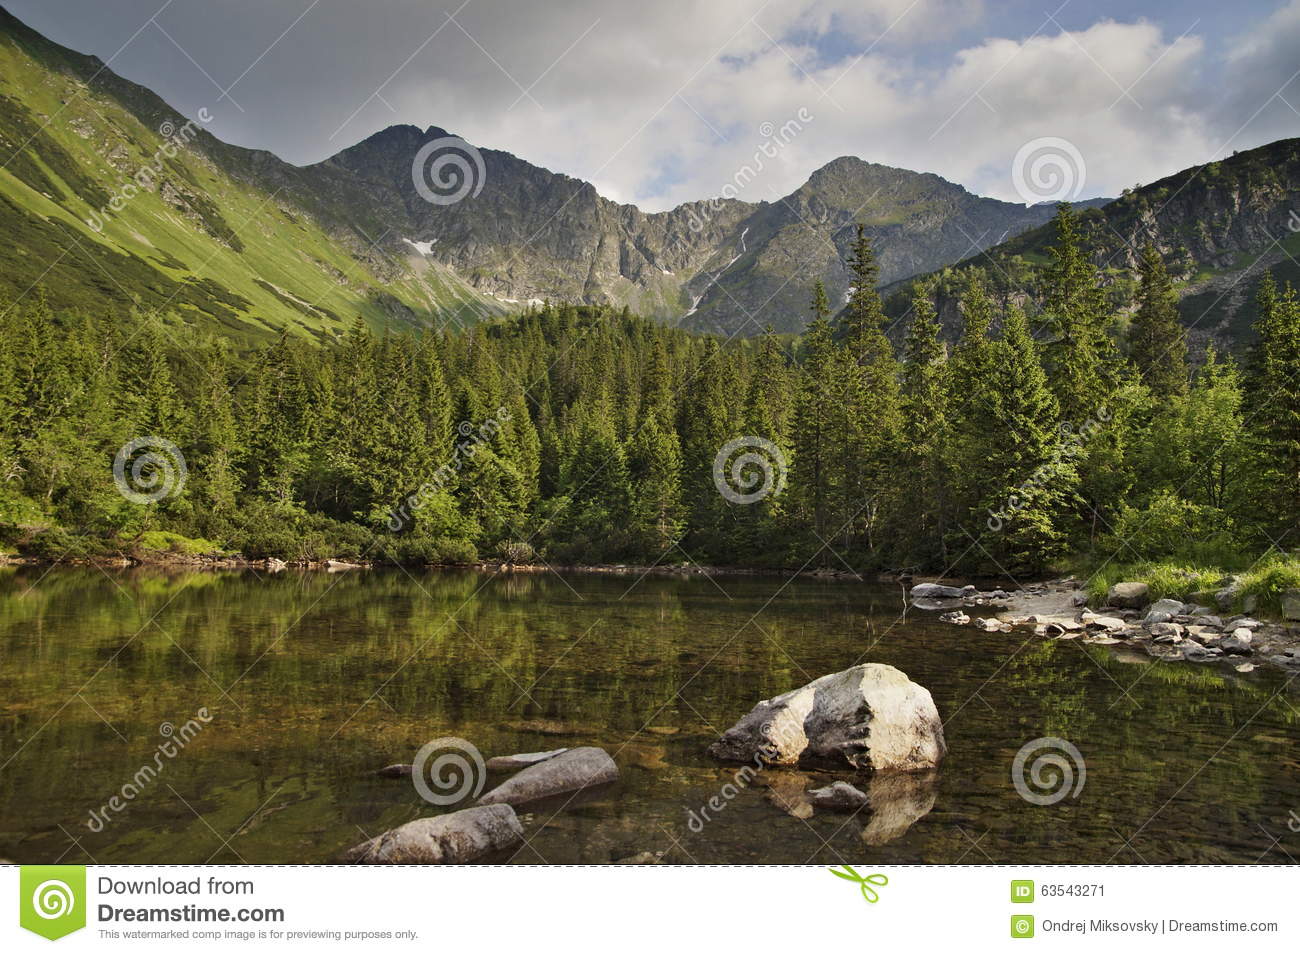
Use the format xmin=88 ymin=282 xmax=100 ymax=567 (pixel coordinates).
xmin=0 ymin=566 xmax=1296 ymax=864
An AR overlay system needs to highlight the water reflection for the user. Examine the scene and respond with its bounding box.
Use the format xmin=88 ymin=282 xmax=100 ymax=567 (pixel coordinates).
xmin=0 ymin=566 xmax=1296 ymax=864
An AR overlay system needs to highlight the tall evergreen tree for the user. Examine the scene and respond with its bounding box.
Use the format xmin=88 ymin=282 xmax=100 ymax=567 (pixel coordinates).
xmin=896 ymin=281 xmax=950 ymax=565
xmin=1129 ymin=244 xmax=1188 ymax=398
xmin=789 ymin=282 xmax=839 ymax=553
xmin=1041 ymin=204 xmax=1117 ymax=422
xmin=978 ymin=305 xmax=1075 ymax=573
xmin=835 ymin=226 xmax=901 ymax=560
xmin=1244 ymin=274 xmax=1300 ymax=542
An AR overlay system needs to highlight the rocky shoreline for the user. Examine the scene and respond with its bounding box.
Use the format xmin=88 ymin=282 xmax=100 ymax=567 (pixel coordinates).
xmin=909 ymin=578 xmax=1300 ymax=674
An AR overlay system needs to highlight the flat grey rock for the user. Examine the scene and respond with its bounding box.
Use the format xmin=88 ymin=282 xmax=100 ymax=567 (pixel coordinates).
xmin=477 ymin=746 xmax=618 ymax=807
xmin=342 ymin=804 xmax=523 ymax=864
xmin=485 ymin=748 xmax=568 ymax=771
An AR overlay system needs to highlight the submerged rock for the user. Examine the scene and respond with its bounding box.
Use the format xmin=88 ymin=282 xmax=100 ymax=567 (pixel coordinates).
xmin=808 ymin=780 xmax=870 ymax=811
xmin=342 ymin=804 xmax=523 ymax=863
xmin=707 ymin=664 xmax=946 ymax=773
xmin=485 ymin=748 xmax=568 ymax=771
xmin=477 ymin=746 xmax=618 ymax=807
xmin=909 ymin=582 xmax=967 ymax=600
xmin=613 ymin=850 xmax=664 ymax=864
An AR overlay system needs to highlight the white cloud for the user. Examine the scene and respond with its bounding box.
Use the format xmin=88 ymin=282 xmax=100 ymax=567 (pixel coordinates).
xmin=24 ymin=0 xmax=1290 ymax=212
xmin=364 ymin=4 xmax=1224 ymax=210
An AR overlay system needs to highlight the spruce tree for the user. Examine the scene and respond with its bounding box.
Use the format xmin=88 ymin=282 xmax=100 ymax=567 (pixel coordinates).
xmin=1041 ymin=204 xmax=1117 ymax=422
xmin=1245 ymin=275 xmax=1300 ymax=542
xmin=1129 ymin=244 xmax=1188 ymax=398
xmin=945 ymin=272 xmax=1007 ymax=546
xmin=790 ymin=282 xmax=839 ymax=554
xmin=980 ymin=305 xmax=1074 ymax=573
xmin=896 ymin=281 xmax=950 ymax=565
xmin=835 ymin=226 xmax=901 ymax=559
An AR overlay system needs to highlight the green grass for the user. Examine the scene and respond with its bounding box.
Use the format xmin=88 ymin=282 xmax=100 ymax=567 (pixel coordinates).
xmin=1085 ymin=561 xmax=1226 ymax=607
xmin=0 ymin=19 xmax=507 ymax=343
xmin=1085 ymin=553 xmax=1300 ymax=616
xmin=132 ymin=530 xmax=228 ymax=557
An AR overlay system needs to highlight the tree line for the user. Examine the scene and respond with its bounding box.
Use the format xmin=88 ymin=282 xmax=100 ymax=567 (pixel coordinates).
xmin=1 ymin=205 xmax=1297 ymax=576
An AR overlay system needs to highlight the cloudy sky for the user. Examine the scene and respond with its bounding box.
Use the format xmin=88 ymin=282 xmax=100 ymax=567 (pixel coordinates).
xmin=11 ymin=0 xmax=1299 ymax=210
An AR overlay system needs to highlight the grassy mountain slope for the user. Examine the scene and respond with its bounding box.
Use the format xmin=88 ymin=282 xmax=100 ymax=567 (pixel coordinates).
xmin=0 ymin=7 xmax=503 ymax=344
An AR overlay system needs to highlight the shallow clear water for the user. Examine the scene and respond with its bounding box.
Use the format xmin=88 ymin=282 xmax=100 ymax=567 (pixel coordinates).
xmin=0 ymin=566 xmax=1296 ymax=865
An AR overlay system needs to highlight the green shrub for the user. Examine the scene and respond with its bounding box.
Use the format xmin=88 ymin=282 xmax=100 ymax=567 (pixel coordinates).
xmin=1239 ymin=554 xmax=1300 ymax=614
xmin=1104 ymin=492 xmax=1239 ymax=564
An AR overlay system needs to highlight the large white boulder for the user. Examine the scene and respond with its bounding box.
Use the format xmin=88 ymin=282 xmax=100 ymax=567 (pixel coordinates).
xmin=707 ymin=664 xmax=946 ymax=773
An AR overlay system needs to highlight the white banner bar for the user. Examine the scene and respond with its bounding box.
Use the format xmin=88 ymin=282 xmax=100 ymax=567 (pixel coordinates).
xmin=4 ymin=865 xmax=1296 ymax=952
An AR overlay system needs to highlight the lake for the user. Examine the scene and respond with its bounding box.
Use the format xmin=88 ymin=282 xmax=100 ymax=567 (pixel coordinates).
xmin=0 ymin=566 xmax=1296 ymax=865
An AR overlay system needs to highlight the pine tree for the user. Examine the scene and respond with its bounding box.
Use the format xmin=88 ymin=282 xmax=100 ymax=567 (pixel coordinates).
xmin=835 ymin=227 xmax=901 ymax=560
xmin=979 ymin=305 xmax=1075 ymax=573
xmin=1041 ymin=204 xmax=1117 ymax=422
xmin=628 ymin=416 xmax=684 ymax=556
xmin=896 ymin=281 xmax=950 ymax=565
xmin=1129 ymin=244 xmax=1188 ymax=398
xmin=945 ymin=272 xmax=1008 ymax=545
xmin=1245 ymin=275 xmax=1300 ymax=542
xmin=677 ymin=337 xmax=741 ymax=560
xmin=789 ymin=282 xmax=838 ymax=552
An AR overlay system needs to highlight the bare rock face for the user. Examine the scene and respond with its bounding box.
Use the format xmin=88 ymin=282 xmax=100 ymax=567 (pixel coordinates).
xmin=342 ymin=804 xmax=523 ymax=864
xmin=707 ymin=664 xmax=946 ymax=773
xmin=477 ymin=746 xmax=618 ymax=807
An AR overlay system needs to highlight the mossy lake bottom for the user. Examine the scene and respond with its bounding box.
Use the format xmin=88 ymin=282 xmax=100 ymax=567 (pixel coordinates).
xmin=1 ymin=566 xmax=1296 ymax=864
